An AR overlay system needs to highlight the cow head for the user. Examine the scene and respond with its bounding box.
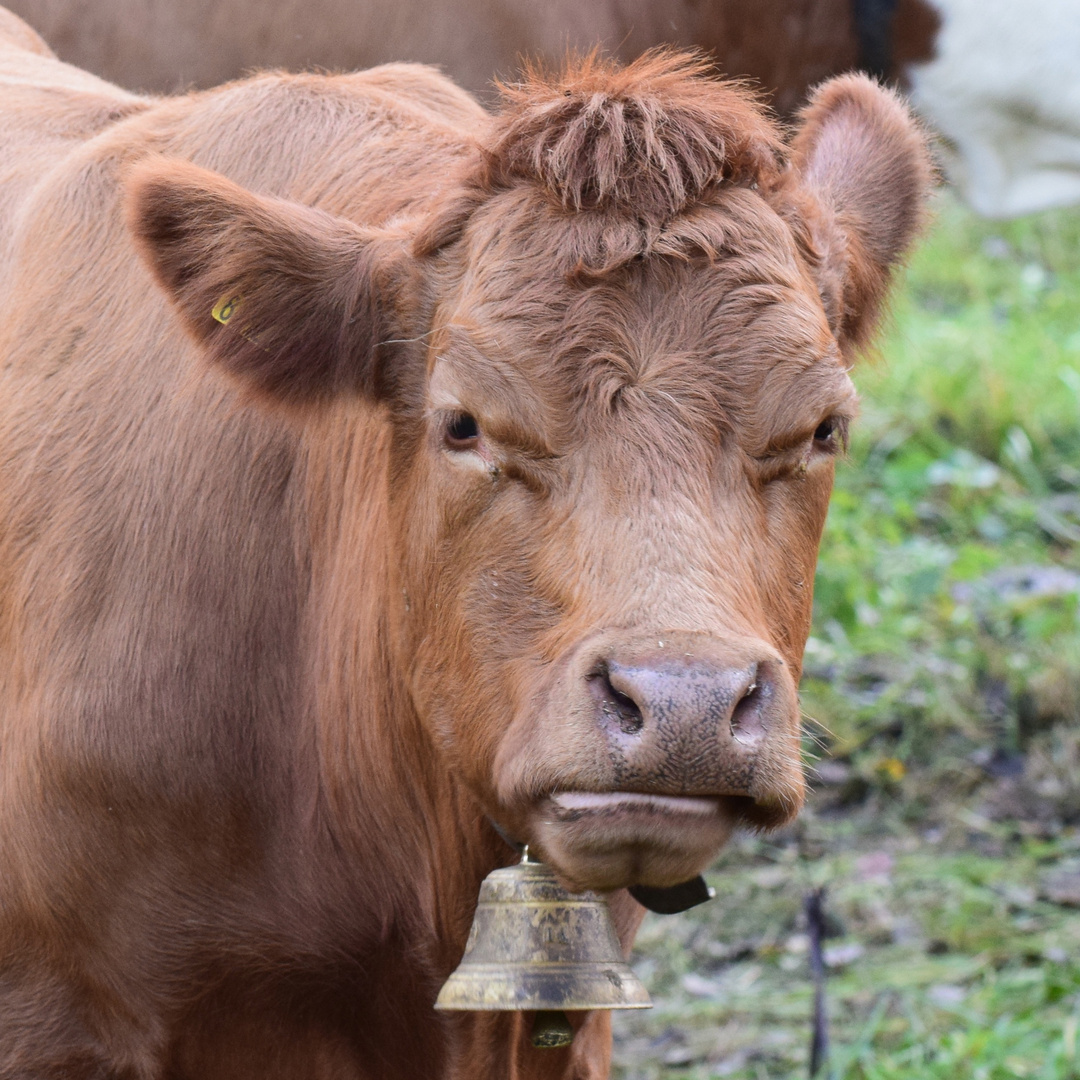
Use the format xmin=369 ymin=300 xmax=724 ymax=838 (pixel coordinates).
xmin=129 ymin=55 xmax=931 ymax=892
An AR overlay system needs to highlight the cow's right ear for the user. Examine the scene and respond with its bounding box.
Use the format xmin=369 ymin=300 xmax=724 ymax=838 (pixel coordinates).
xmin=788 ymin=75 xmax=933 ymax=357
xmin=127 ymin=159 xmax=417 ymax=405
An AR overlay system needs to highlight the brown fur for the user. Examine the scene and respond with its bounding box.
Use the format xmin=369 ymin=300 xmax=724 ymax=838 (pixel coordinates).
xmin=482 ymin=51 xmax=783 ymax=213
xmin=0 ymin=13 xmax=931 ymax=1079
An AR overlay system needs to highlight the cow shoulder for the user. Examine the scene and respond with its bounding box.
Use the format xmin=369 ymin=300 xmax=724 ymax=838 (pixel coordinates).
xmin=0 ymin=6 xmax=53 ymax=57
xmin=341 ymin=62 xmax=488 ymax=131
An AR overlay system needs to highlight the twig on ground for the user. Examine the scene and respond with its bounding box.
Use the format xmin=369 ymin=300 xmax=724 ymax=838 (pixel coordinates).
xmin=806 ymin=886 xmax=830 ymax=1078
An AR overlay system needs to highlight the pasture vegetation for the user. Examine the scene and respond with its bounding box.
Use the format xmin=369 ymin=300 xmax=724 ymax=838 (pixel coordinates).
xmin=612 ymin=192 xmax=1080 ymax=1079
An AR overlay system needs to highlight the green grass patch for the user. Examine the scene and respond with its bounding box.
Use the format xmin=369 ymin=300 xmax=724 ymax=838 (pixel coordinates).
xmin=802 ymin=192 xmax=1080 ymax=814
xmin=613 ymin=822 xmax=1080 ymax=1079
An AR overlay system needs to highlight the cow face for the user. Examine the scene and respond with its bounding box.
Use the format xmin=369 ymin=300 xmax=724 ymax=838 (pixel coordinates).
xmin=130 ymin=61 xmax=930 ymax=892
xmin=395 ymin=186 xmax=853 ymax=889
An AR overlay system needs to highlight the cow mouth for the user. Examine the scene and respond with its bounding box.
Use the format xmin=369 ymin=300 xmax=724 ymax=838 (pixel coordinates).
xmin=548 ymin=791 xmax=723 ymax=820
xmin=528 ymin=790 xmax=738 ymax=892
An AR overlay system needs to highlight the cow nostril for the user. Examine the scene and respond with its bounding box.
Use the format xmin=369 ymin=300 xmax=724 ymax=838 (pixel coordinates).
xmin=589 ymin=663 xmax=644 ymax=735
xmin=730 ymin=667 xmax=768 ymax=743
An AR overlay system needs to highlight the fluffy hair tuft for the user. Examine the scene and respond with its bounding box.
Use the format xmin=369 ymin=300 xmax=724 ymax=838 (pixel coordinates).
xmin=481 ymin=49 xmax=785 ymax=218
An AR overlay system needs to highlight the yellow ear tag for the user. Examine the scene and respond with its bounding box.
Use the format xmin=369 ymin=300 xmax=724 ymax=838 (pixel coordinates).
xmin=212 ymin=295 xmax=242 ymax=325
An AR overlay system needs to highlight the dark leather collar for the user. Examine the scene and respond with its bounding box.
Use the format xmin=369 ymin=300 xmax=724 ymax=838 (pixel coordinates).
xmin=629 ymin=877 xmax=715 ymax=914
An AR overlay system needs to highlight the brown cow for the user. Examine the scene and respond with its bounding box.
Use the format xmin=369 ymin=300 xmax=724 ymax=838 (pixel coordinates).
xmin=0 ymin=10 xmax=931 ymax=1079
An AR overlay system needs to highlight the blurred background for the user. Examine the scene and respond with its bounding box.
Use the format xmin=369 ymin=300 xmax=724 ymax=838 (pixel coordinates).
xmin=10 ymin=0 xmax=1080 ymax=1073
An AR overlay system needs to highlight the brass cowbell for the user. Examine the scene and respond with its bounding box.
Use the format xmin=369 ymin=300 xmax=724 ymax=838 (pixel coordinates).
xmin=435 ymin=850 xmax=651 ymax=1048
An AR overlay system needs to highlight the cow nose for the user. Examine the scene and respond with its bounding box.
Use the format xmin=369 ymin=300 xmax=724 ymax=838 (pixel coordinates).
xmin=596 ymin=656 xmax=773 ymax=744
xmin=586 ymin=648 xmax=789 ymax=797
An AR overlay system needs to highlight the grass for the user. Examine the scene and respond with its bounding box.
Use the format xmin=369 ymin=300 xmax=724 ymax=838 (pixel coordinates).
xmin=613 ymin=823 xmax=1080 ymax=1079
xmin=611 ymin=192 xmax=1080 ymax=1079
xmin=805 ymin=191 xmax=1080 ymax=811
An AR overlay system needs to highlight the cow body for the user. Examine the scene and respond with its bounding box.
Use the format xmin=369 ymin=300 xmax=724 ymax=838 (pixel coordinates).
xmin=905 ymin=0 xmax=1080 ymax=216
xmin=0 ymin=11 xmax=930 ymax=1078
xmin=0 ymin=28 xmax=510 ymax=1080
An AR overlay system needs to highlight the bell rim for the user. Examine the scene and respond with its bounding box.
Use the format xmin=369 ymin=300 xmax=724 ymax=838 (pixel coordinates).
xmin=433 ymin=962 xmax=652 ymax=1012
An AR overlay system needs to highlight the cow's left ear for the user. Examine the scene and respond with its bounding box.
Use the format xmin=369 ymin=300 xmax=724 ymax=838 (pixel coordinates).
xmin=127 ymin=159 xmax=417 ymax=405
xmin=788 ymin=75 xmax=934 ymax=355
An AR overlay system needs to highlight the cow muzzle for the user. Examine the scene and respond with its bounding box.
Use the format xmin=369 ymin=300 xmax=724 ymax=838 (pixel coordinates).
xmin=517 ymin=630 xmax=805 ymax=891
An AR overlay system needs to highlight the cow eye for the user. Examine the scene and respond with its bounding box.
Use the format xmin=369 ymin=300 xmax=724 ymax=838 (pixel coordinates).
xmin=812 ymin=417 xmax=846 ymax=451
xmin=444 ymin=412 xmax=480 ymax=450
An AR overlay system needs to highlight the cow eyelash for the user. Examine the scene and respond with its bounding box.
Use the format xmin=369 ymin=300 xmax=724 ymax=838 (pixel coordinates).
xmin=444 ymin=412 xmax=481 ymax=451
xmin=759 ymin=416 xmax=849 ymax=460
xmin=752 ymin=415 xmax=849 ymax=483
